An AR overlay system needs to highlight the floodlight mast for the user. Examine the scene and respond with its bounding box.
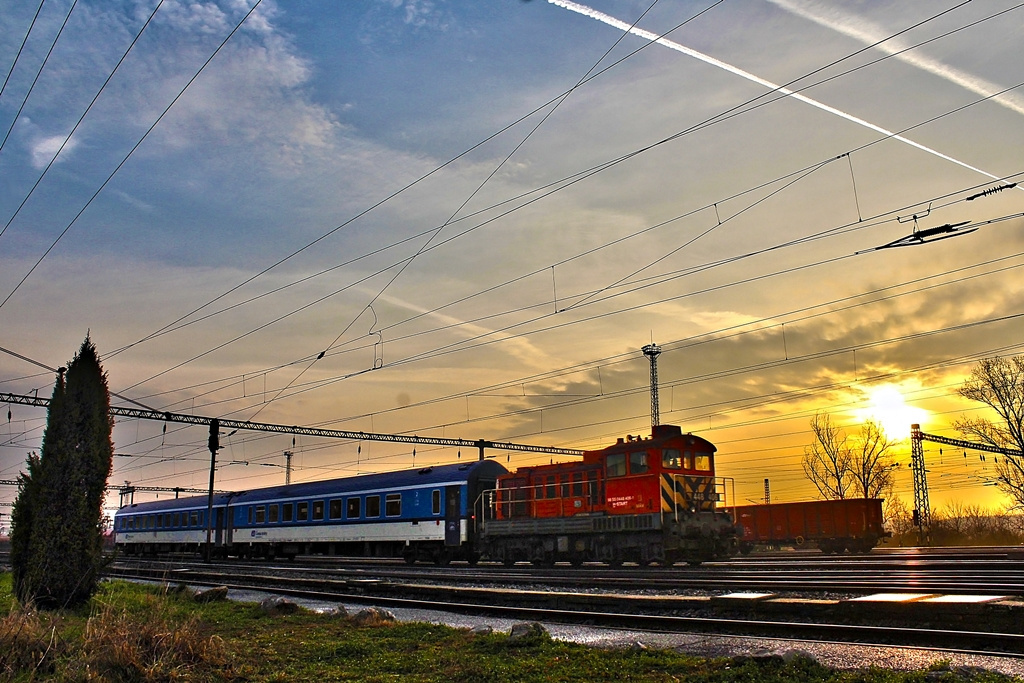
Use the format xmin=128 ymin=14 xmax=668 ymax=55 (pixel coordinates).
xmin=642 ymin=343 xmax=662 ymax=430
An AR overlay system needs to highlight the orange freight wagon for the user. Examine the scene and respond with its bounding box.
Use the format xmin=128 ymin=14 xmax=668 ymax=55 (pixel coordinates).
xmin=730 ymin=498 xmax=888 ymax=554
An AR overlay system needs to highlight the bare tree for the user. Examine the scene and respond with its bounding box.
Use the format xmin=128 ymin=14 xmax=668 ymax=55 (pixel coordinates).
xmin=848 ymin=419 xmax=896 ymax=499
xmin=803 ymin=413 xmax=853 ymax=499
xmin=885 ymin=496 xmax=914 ymax=540
xmin=803 ymin=413 xmax=895 ymax=500
xmin=955 ymin=356 xmax=1024 ymax=510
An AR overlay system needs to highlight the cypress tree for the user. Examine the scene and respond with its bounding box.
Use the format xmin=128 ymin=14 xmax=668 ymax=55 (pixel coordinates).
xmin=10 ymin=336 xmax=114 ymax=608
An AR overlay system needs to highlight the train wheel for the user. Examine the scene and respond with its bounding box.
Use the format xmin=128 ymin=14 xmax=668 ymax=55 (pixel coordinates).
xmin=502 ymin=555 xmax=516 ymax=568
xmin=434 ymin=551 xmax=452 ymax=566
xmin=403 ymin=552 xmax=417 ymax=565
xmin=606 ymin=555 xmax=623 ymax=569
xmin=466 ymin=552 xmax=481 ymax=566
xmin=569 ymin=555 xmax=585 ymax=568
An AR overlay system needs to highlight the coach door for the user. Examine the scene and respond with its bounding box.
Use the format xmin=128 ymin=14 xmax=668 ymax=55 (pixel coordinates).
xmin=444 ymin=485 xmax=462 ymax=547
xmin=214 ymin=509 xmax=225 ymax=546
xmin=224 ymin=506 xmax=234 ymax=545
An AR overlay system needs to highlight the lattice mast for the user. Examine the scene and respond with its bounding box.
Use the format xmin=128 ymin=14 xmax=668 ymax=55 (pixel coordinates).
xmin=642 ymin=343 xmax=662 ymax=430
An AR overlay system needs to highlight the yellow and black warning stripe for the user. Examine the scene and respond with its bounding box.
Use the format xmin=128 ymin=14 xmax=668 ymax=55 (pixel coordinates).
xmin=660 ymin=474 xmax=719 ymax=512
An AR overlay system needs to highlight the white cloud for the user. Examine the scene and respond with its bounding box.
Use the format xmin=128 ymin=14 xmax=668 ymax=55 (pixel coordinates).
xmin=29 ymin=134 xmax=79 ymax=169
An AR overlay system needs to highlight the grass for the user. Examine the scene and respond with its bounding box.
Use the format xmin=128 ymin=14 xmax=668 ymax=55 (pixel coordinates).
xmin=0 ymin=573 xmax=1019 ymax=682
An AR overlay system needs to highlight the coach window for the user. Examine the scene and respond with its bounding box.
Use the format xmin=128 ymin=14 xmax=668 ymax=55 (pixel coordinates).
xmin=694 ymin=452 xmax=712 ymax=472
xmin=662 ymin=448 xmax=682 ymax=470
xmin=156 ymin=515 xmax=162 ymax=529
xmin=297 ymin=502 xmax=309 ymax=521
xmin=312 ymin=500 xmax=325 ymax=521
xmin=385 ymin=493 xmax=401 ymax=517
xmin=269 ymin=504 xmax=279 ymax=523
xmin=346 ymin=497 xmax=361 ymax=519
xmin=147 ymin=516 xmax=154 ymax=530
xmin=329 ymin=499 xmax=342 ymax=520
xmin=542 ymin=475 xmax=554 ymax=499
xmin=247 ymin=507 xmax=253 ymax=524
xmin=255 ymin=506 xmax=266 ymax=524
xmin=190 ymin=511 xmax=199 ymax=527
xmin=630 ymin=451 xmax=649 ymax=475
xmin=366 ymin=495 xmax=381 ymax=518
xmin=173 ymin=512 xmax=180 ymax=527
xmin=432 ymin=489 xmax=441 ymax=515
xmin=282 ymin=503 xmax=293 ymax=522
xmin=606 ymin=453 xmax=627 ymax=477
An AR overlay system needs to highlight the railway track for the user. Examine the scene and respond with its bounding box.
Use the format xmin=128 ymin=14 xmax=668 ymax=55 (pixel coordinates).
xmin=106 ymin=549 xmax=1024 ymax=655
xmin=110 ymin=546 xmax=1024 ymax=596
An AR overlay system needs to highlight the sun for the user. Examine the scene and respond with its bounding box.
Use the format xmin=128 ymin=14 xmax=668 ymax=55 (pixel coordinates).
xmin=856 ymin=385 xmax=928 ymax=440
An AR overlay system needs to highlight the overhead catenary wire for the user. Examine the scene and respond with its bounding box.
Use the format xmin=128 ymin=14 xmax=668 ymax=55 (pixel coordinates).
xmin=97 ymin=0 xmax=1016 ymax=377
xmin=0 ymin=0 xmax=264 ymax=310
xmin=0 ymin=0 xmax=168 ymax=242
xmin=4 ymin=1 xmax=1019 ymax=501
xmin=0 ymin=0 xmax=47 ymax=102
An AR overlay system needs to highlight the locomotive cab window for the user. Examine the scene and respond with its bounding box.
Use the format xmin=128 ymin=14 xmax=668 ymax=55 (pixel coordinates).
xmin=606 ymin=453 xmax=627 ymax=477
xmin=662 ymin=448 xmax=682 ymax=469
xmin=694 ymin=452 xmax=712 ymax=472
xmin=432 ymin=489 xmax=441 ymax=515
xmin=629 ymin=451 xmax=649 ymax=474
xmin=346 ymin=497 xmax=361 ymax=519
xmin=366 ymin=495 xmax=381 ymax=518
xmin=329 ymin=499 xmax=342 ymax=520
xmin=297 ymin=502 xmax=309 ymax=521
xmin=385 ymin=493 xmax=401 ymax=517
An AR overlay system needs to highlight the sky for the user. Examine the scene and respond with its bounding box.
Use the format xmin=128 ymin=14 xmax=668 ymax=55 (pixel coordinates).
xmin=1 ymin=0 xmax=1023 ymax=525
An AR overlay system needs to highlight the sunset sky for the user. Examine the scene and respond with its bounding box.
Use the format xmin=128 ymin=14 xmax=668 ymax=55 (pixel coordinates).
xmin=1 ymin=0 xmax=1023 ymax=523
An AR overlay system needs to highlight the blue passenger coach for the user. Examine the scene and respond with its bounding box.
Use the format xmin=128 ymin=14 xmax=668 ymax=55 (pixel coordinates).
xmin=114 ymin=460 xmax=508 ymax=564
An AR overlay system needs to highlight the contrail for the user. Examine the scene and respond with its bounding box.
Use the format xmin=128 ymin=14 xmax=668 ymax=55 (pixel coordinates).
xmin=765 ymin=0 xmax=1024 ymax=118
xmin=548 ymin=0 xmax=1007 ymax=184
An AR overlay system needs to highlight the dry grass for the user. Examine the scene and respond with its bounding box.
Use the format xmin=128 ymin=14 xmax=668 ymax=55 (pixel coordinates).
xmin=0 ymin=592 xmax=232 ymax=682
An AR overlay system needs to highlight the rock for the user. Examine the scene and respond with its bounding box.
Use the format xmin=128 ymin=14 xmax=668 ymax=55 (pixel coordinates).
xmin=508 ymin=621 xmax=549 ymax=642
xmin=167 ymin=583 xmax=195 ymax=599
xmin=351 ymin=607 xmax=396 ymax=626
xmin=260 ymin=596 xmax=299 ymax=616
xmin=193 ymin=585 xmax=229 ymax=603
xmin=628 ymin=641 xmax=648 ymax=651
xmin=469 ymin=625 xmax=493 ymax=636
xmin=319 ymin=605 xmax=349 ymax=618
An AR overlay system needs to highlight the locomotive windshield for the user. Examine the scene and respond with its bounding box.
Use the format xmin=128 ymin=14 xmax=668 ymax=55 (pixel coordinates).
xmin=606 ymin=453 xmax=627 ymax=477
xmin=629 ymin=451 xmax=649 ymax=474
xmin=662 ymin=448 xmax=682 ymax=469
xmin=694 ymin=452 xmax=712 ymax=472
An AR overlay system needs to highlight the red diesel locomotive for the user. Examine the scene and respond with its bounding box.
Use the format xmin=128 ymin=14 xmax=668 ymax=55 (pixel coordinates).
xmin=478 ymin=424 xmax=737 ymax=566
